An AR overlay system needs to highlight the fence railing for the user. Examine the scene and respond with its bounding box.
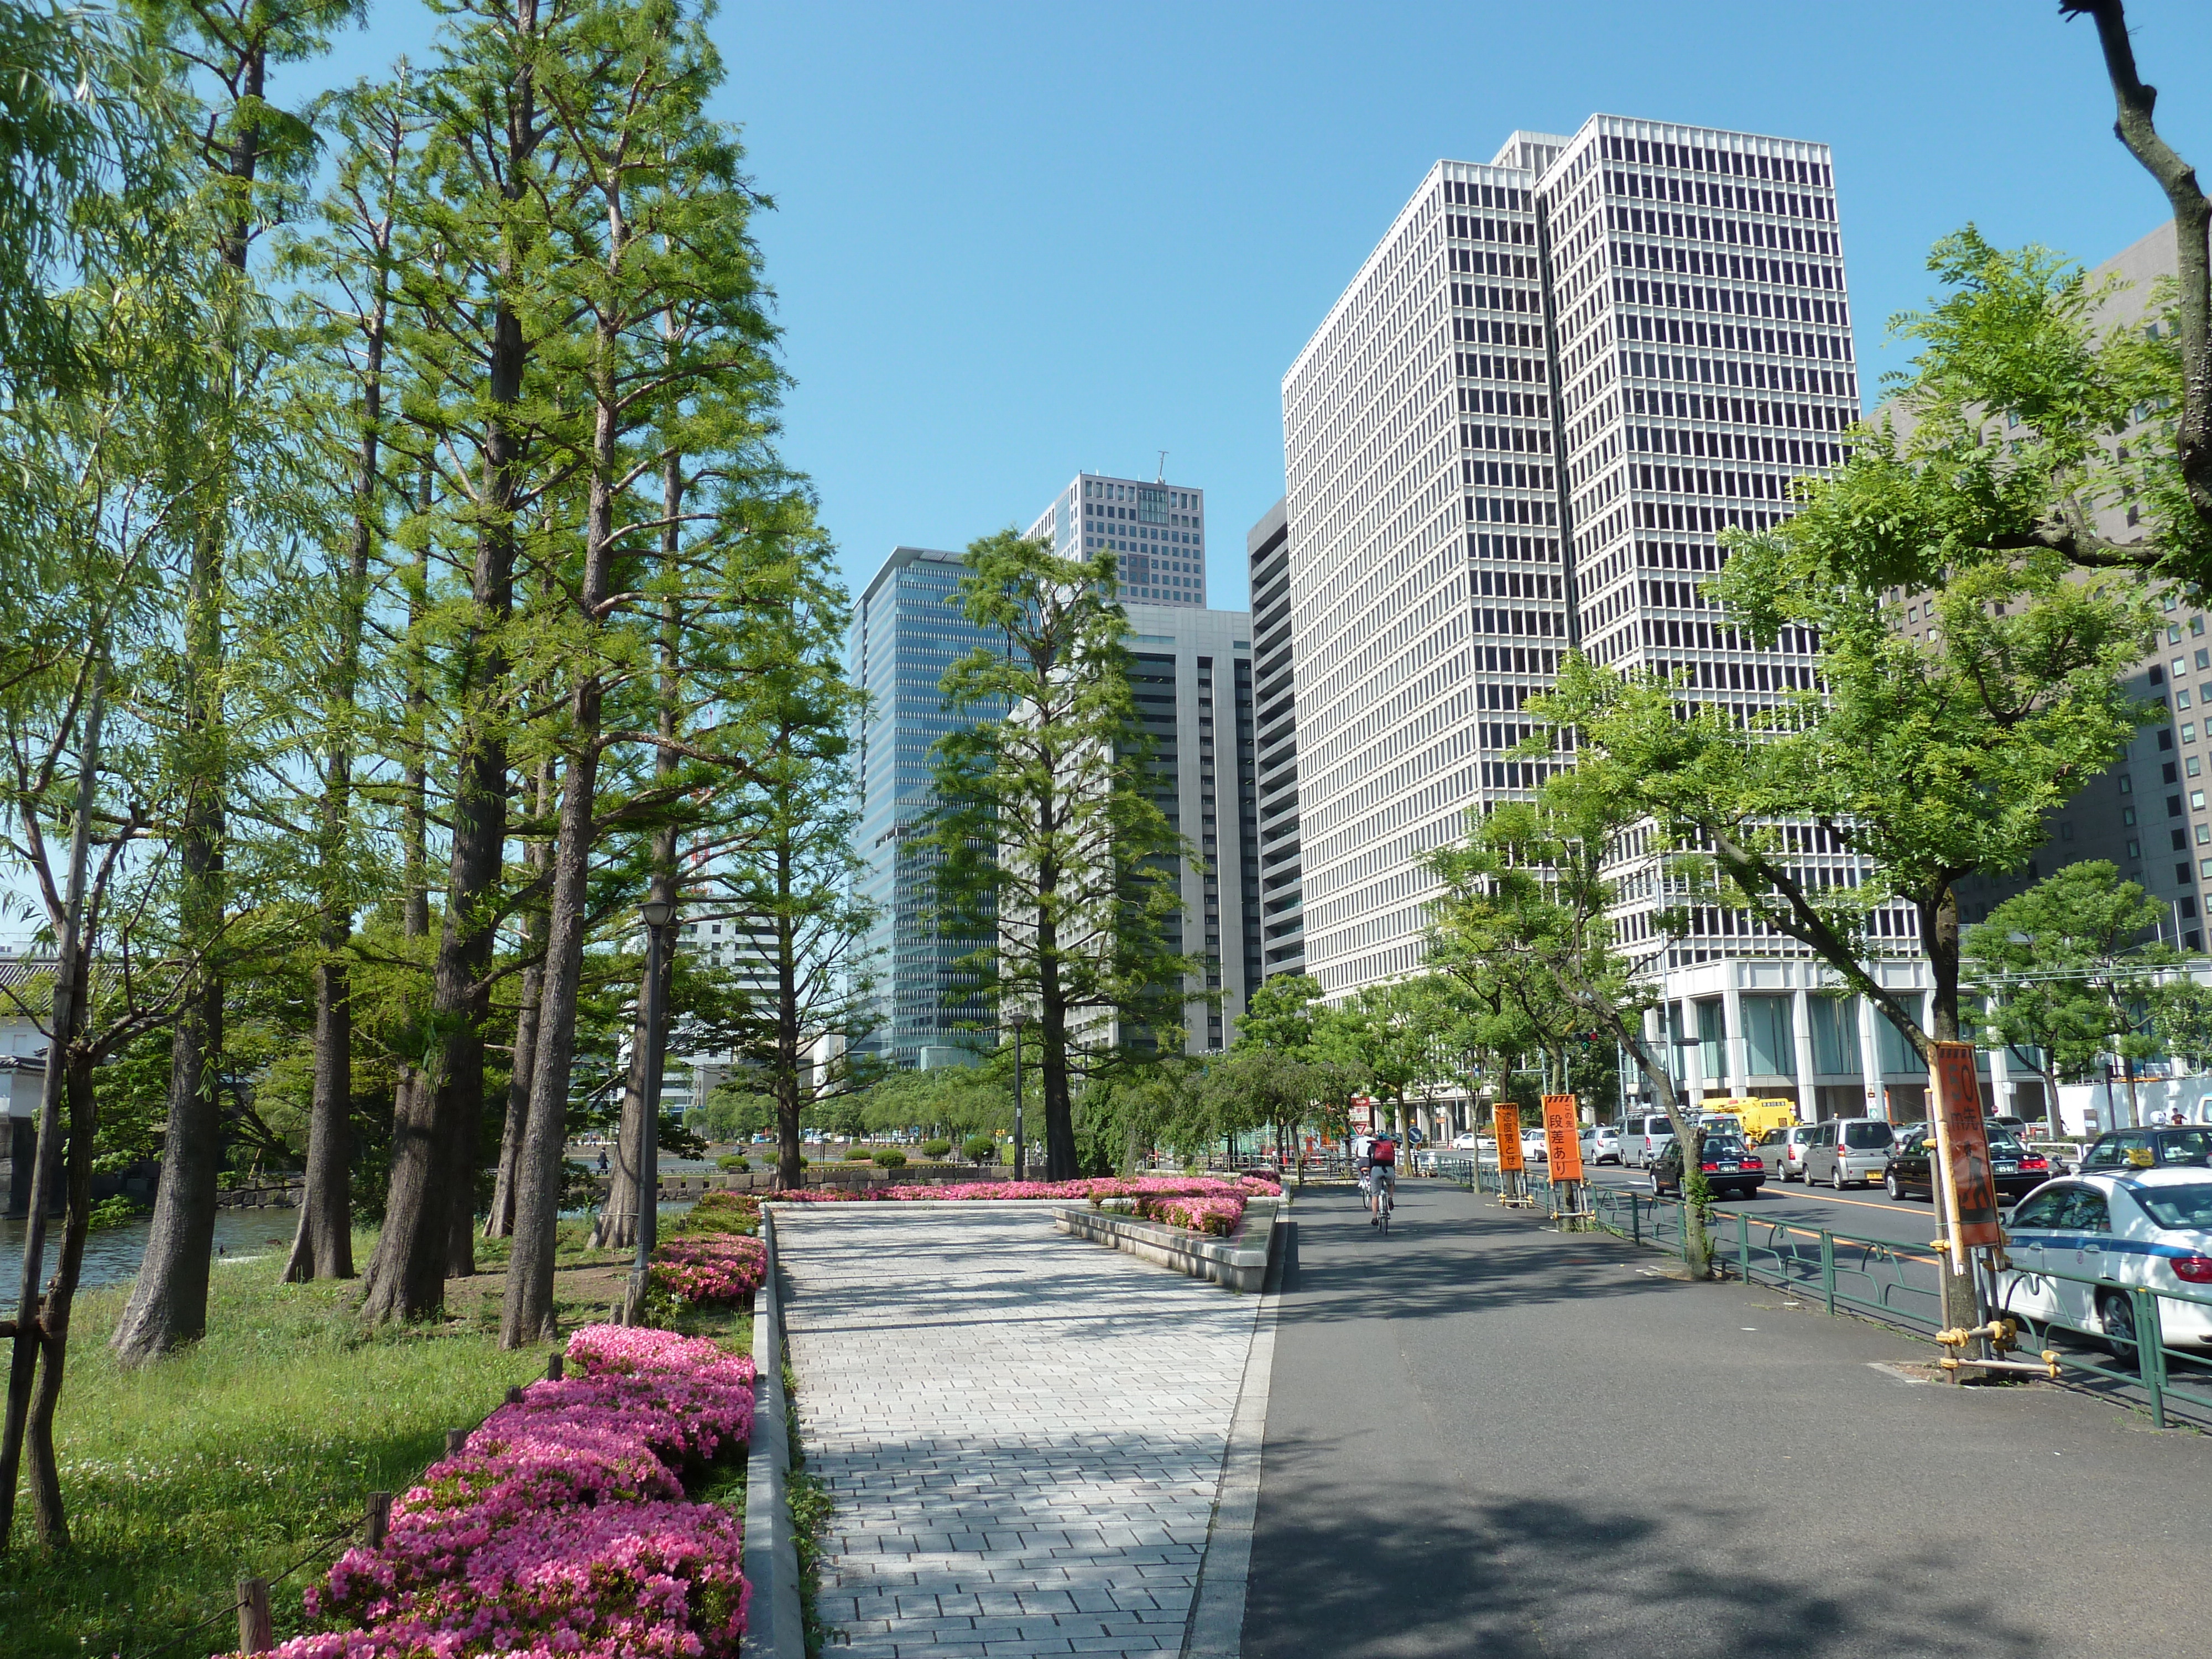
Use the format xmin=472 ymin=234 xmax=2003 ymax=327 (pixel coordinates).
xmin=1438 ymin=1161 xmax=2212 ymax=1430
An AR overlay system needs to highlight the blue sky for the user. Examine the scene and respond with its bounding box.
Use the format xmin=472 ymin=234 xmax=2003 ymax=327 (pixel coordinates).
xmin=296 ymin=1 xmax=2212 ymax=614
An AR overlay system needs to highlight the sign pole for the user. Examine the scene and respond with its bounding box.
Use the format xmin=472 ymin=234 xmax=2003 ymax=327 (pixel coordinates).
xmin=1929 ymin=1041 xmax=2000 ymax=1363
xmin=1542 ymin=1093 xmax=1585 ymax=1229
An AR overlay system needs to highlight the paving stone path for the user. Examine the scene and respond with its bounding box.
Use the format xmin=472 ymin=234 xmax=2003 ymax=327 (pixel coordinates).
xmin=776 ymin=1202 xmax=1262 ymax=1658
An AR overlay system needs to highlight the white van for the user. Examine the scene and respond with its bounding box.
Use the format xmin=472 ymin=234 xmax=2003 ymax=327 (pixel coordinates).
xmin=1619 ymin=1112 xmax=1678 ymax=1168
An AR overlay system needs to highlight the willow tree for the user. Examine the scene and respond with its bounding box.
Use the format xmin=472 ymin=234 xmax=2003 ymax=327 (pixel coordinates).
xmin=927 ymin=531 xmax=1196 ymax=1181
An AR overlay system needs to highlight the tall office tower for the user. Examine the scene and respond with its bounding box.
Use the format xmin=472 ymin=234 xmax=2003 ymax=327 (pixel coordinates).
xmin=1028 ymin=472 xmax=1208 ymax=607
xmin=1246 ymin=499 xmax=1306 ymax=982
xmin=1284 ymin=128 xmax=1574 ymax=997
xmin=1120 ymin=602 xmax=1261 ymax=1050
xmin=850 ymin=546 xmax=1003 ymax=1070
xmin=1286 ymin=116 xmax=1954 ymax=1121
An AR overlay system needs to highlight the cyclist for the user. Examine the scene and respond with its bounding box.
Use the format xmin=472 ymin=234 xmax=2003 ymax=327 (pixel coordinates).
xmin=1368 ymin=1133 xmax=1397 ymax=1225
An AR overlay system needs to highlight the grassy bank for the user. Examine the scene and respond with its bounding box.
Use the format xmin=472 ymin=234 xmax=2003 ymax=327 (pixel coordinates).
xmin=2 ymin=1219 xmax=747 ymax=1659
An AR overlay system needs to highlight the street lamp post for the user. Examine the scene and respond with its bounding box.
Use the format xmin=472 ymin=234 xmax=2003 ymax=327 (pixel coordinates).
xmin=623 ymin=896 xmax=678 ymax=1325
xmin=1010 ymin=1011 xmax=1028 ymax=1182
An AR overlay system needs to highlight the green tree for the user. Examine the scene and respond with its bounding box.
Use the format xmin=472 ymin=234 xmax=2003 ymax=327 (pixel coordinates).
xmin=926 ymin=529 xmax=1197 ymax=1181
xmin=1965 ymin=861 xmax=2171 ymax=1128
xmin=111 ymin=0 xmax=364 ymax=1370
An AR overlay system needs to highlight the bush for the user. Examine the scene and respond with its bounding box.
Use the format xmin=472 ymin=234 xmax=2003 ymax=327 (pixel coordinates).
xmin=716 ymin=1153 xmax=749 ymax=1172
xmin=920 ymin=1139 xmax=952 ymax=1160
xmin=961 ymin=1134 xmax=997 ymax=1165
xmin=872 ymin=1150 xmax=906 ymax=1170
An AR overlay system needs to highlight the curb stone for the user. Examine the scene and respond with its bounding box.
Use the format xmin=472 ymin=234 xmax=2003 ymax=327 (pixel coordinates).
xmin=740 ymin=1207 xmax=806 ymax=1659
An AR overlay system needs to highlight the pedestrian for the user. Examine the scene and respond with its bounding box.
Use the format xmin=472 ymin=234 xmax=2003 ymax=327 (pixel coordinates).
xmin=598 ymin=1149 xmax=609 ymax=1174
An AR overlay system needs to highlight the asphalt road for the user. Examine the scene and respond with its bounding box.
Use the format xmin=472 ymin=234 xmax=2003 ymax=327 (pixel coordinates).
xmin=1244 ymin=1181 xmax=2212 ymax=1659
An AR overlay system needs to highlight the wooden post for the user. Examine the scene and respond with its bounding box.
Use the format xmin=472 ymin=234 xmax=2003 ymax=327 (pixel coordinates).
xmin=546 ymin=1351 xmax=564 ymax=1381
xmin=236 ymin=1578 xmax=273 ymax=1654
xmin=445 ymin=1428 xmax=467 ymax=1456
xmin=366 ymin=1490 xmax=392 ymax=1548
xmin=505 ymin=1385 xmax=525 ymax=1405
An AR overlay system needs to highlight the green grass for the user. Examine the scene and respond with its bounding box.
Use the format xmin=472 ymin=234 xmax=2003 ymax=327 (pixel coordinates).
xmin=0 ymin=1222 xmax=747 ymax=1659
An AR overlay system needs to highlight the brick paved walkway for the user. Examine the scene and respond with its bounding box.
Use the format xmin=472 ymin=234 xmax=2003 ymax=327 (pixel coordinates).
xmin=776 ymin=1203 xmax=1262 ymax=1658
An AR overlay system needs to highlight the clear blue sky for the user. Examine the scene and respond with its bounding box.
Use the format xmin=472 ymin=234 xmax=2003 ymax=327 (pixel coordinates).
xmin=298 ymin=1 xmax=2212 ymax=614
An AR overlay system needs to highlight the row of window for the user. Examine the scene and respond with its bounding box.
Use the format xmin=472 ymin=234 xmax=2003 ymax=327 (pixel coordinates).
xmin=1604 ymin=169 xmax=1833 ymax=223
xmin=1597 ymin=131 xmax=1829 ymax=188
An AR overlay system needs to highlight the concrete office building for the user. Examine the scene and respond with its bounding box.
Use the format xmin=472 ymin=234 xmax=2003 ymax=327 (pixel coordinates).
xmin=1248 ymin=499 xmax=1306 ymax=982
xmin=1284 ymin=113 xmax=1947 ymax=1122
xmin=1030 ymin=472 xmax=1209 ymax=607
xmin=1121 ymin=602 xmax=1264 ymax=1051
xmin=849 ymin=546 xmax=1003 ymax=1071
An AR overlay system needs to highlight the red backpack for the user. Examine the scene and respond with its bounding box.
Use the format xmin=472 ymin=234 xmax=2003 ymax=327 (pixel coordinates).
xmin=1371 ymin=1138 xmax=1397 ymax=1166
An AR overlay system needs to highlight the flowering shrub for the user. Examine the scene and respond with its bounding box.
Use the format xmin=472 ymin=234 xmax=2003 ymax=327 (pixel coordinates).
xmin=1136 ymin=1194 xmax=1245 ymax=1236
xmin=769 ymin=1173 xmax=1279 ymax=1206
xmin=265 ymin=1325 xmax=756 ymax=1659
xmin=672 ymin=1191 xmax=760 ymax=1238
xmin=649 ymin=1233 xmax=768 ymax=1305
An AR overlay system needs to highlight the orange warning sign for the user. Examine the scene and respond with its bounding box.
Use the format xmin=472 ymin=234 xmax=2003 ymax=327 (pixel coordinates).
xmin=1494 ymin=1103 xmax=1523 ymax=1171
xmin=1542 ymin=1094 xmax=1584 ymax=1181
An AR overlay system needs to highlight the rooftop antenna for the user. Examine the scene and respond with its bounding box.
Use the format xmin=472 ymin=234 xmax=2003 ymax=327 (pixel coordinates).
xmin=1156 ymin=450 xmax=1167 ymax=483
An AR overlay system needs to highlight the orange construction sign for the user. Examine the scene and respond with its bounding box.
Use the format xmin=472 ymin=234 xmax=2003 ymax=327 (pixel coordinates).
xmin=1494 ymin=1103 xmax=1524 ymax=1171
xmin=1542 ymin=1094 xmax=1584 ymax=1181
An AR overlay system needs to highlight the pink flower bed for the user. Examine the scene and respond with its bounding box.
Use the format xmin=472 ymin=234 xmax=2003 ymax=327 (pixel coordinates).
xmin=651 ymin=1233 xmax=767 ymax=1304
xmin=770 ymin=1174 xmax=1279 ymax=1206
xmin=259 ymin=1326 xmax=755 ymax=1659
xmin=1136 ymin=1193 xmax=1245 ymax=1236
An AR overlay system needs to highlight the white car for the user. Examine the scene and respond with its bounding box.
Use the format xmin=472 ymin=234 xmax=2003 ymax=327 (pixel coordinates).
xmin=1450 ymin=1132 xmax=1483 ymax=1150
xmin=1997 ymin=1169 xmax=2212 ymax=1352
xmin=1580 ymin=1125 xmax=1623 ymax=1165
xmin=1520 ymin=1127 xmax=1549 ymax=1163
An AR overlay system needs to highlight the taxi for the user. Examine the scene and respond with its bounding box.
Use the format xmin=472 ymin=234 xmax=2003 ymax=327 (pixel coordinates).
xmin=1996 ymin=1168 xmax=2212 ymax=1352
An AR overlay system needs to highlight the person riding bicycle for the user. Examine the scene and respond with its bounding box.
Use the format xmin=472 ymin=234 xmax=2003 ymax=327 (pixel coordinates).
xmin=1368 ymin=1133 xmax=1397 ymax=1223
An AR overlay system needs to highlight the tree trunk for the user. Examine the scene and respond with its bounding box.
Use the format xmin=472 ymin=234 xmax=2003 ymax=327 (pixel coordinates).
xmin=285 ymin=248 xmax=384 ymax=1285
xmin=503 ymin=707 xmax=601 ymax=1347
xmin=502 ymin=300 xmax=622 ymax=1347
xmin=484 ymin=758 xmax=552 ymax=1241
xmin=24 ymin=1039 xmax=98 ymax=1545
xmin=109 ymin=519 xmax=226 ymax=1366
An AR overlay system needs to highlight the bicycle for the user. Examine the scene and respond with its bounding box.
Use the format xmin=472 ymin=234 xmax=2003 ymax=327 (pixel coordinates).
xmin=1370 ymin=1169 xmax=1394 ymax=1234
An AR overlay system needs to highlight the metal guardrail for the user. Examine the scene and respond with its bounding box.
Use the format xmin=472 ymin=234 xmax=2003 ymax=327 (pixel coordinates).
xmin=1438 ymin=1162 xmax=2212 ymax=1431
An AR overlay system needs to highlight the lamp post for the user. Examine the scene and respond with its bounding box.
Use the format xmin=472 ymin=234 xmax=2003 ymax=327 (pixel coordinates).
xmin=623 ymin=896 xmax=678 ymax=1325
xmin=1010 ymin=1010 xmax=1028 ymax=1181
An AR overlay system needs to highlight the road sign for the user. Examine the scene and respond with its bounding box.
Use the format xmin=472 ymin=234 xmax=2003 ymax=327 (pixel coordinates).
xmin=1494 ymin=1104 xmax=1524 ymax=1171
xmin=1349 ymin=1098 xmax=1373 ymax=1130
xmin=1542 ymin=1094 xmax=1584 ymax=1181
xmin=1932 ymin=1041 xmax=2004 ymax=1254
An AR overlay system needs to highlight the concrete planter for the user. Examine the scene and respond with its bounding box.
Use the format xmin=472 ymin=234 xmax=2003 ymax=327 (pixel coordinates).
xmin=1051 ymin=1197 xmax=1284 ymax=1292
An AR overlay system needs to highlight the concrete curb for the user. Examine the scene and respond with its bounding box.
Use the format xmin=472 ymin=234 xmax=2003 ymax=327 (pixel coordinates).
xmin=1051 ymin=1198 xmax=1282 ymax=1292
xmin=740 ymin=1207 xmax=805 ymax=1659
xmin=1181 ymin=1213 xmax=1290 ymax=1658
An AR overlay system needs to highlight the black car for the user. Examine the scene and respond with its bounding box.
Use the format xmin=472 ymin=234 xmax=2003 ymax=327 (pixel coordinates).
xmin=2078 ymin=1126 xmax=2212 ymax=1173
xmin=1650 ymin=1134 xmax=1765 ymax=1201
xmin=1883 ymin=1127 xmax=2053 ymax=1202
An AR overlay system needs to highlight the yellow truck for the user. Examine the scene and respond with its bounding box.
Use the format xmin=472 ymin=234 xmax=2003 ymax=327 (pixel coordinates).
xmin=1698 ymin=1097 xmax=1801 ymax=1142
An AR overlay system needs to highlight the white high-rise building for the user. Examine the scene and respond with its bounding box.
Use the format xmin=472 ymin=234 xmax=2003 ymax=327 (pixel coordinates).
xmin=1284 ymin=114 xmax=1945 ymax=1121
xmin=1029 ymin=472 xmax=1208 ymax=607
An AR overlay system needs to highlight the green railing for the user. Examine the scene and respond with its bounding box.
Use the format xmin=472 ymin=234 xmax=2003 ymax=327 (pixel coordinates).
xmin=1567 ymin=1181 xmax=2212 ymax=1430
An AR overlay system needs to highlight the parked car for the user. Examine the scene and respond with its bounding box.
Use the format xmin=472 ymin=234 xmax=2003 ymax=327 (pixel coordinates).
xmin=1756 ymin=1122 xmax=1816 ymax=1182
xmin=1649 ymin=1133 xmax=1765 ymax=1201
xmin=1883 ymin=1126 xmax=2052 ymax=1202
xmin=1619 ymin=1112 xmax=1678 ymax=1168
xmin=1520 ymin=1126 xmax=1550 ymax=1163
xmin=1451 ymin=1131 xmax=1484 ymax=1150
xmin=2078 ymin=1126 xmax=2212 ymax=1173
xmin=1996 ymin=1170 xmax=2212 ymax=1353
xmin=1580 ymin=1124 xmax=1623 ymax=1165
xmin=1801 ymin=1118 xmax=1895 ymax=1188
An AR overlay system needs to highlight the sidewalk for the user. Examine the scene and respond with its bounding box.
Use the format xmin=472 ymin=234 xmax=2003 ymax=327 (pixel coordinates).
xmin=775 ymin=1202 xmax=1263 ymax=1658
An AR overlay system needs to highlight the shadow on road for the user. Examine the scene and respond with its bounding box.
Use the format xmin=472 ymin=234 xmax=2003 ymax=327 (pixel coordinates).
xmin=1244 ymin=1465 xmax=2041 ymax=1659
